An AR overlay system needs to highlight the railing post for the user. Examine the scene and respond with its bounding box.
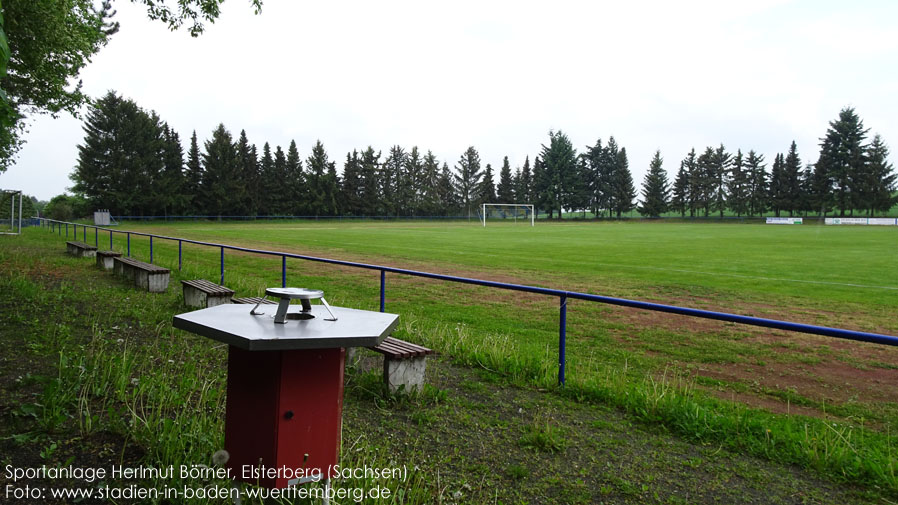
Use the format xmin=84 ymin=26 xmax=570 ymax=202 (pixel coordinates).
xmin=220 ymin=247 xmax=225 ymax=285
xmin=109 ymin=230 xmax=113 ymax=250
xmin=150 ymin=236 xmax=154 ymax=264
xmin=281 ymin=255 xmax=286 ymax=288
xmin=380 ymin=270 xmax=386 ymax=312
xmin=178 ymin=240 xmax=182 ymax=270
xmin=127 ymin=233 xmax=130 ymax=257
xmin=66 ymin=223 xmax=69 ymax=238
xmin=94 ymin=227 xmax=98 ymax=247
xmin=559 ymin=294 xmax=567 ymax=386
xmin=83 ymin=225 xmax=86 ymax=242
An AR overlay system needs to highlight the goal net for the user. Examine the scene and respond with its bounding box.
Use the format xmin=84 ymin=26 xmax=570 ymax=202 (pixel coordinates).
xmin=481 ymin=203 xmax=535 ymax=226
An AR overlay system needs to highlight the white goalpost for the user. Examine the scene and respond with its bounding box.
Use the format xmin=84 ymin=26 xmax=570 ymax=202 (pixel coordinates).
xmin=1 ymin=189 xmax=23 ymax=235
xmin=481 ymin=203 xmax=535 ymax=227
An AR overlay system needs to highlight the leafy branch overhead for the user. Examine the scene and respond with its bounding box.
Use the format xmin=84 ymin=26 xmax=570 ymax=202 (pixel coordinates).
xmin=0 ymin=0 xmax=263 ymax=173
xmin=135 ymin=0 xmax=263 ymax=37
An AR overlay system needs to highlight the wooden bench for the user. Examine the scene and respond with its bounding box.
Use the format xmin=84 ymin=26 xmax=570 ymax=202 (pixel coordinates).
xmin=113 ymin=257 xmax=170 ymax=293
xmin=96 ymin=250 xmax=122 ymax=270
xmin=230 ymin=297 xmax=433 ymax=392
xmin=182 ymin=279 xmax=235 ymax=308
xmin=66 ymin=240 xmax=97 ymax=258
xmin=372 ymin=337 xmax=434 ymax=393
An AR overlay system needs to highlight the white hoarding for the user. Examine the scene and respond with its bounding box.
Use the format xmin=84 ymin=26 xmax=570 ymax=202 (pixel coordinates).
xmin=766 ymin=217 xmax=802 ymax=224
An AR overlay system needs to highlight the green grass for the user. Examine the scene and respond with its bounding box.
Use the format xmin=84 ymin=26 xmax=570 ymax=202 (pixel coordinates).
xmin=113 ymin=219 xmax=898 ymax=312
xmin=22 ymin=218 xmax=898 ymax=500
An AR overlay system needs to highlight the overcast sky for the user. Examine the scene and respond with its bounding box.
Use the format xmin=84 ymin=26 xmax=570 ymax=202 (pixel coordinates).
xmin=2 ymin=0 xmax=897 ymax=202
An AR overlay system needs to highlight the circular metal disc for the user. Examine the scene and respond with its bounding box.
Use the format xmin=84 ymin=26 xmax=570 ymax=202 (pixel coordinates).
xmin=265 ymin=287 xmax=324 ymax=300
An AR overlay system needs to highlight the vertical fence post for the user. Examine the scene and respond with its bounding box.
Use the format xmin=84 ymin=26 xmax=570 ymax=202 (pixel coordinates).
xmin=150 ymin=236 xmax=154 ymax=264
xmin=281 ymin=256 xmax=286 ymax=288
xmin=127 ymin=233 xmax=131 ymax=257
xmin=109 ymin=230 xmax=113 ymax=250
xmin=94 ymin=227 xmax=98 ymax=247
xmin=66 ymin=223 xmax=69 ymax=238
xmin=380 ymin=270 xmax=386 ymax=312
xmin=178 ymin=240 xmax=182 ymax=270
xmin=83 ymin=226 xmax=86 ymax=242
xmin=220 ymin=247 xmax=225 ymax=285
xmin=559 ymin=294 xmax=567 ymax=386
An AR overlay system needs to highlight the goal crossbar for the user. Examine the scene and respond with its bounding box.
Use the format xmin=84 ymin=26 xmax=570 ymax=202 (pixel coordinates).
xmin=481 ymin=203 xmax=535 ymax=227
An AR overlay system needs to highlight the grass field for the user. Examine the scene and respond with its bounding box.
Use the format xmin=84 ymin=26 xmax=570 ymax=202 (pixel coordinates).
xmin=3 ymin=219 xmax=897 ymax=503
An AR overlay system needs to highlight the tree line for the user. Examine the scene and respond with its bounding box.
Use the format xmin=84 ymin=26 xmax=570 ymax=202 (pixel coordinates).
xmin=69 ymin=92 xmax=896 ymax=219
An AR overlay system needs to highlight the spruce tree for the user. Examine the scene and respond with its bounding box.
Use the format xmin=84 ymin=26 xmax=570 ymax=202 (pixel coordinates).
xmin=817 ymin=107 xmax=868 ymax=216
xmin=611 ymin=148 xmax=636 ymax=218
xmin=71 ymin=91 xmax=165 ymax=216
xmin=809 ymin=156 xmax=834 ymax=216
xmin=540 ymin=130 xmax=579 ymax=219
xmin=453 ymin=146 xmax=483 ymax=219
xmin=420 ymin=151 xmax=441 ymax=215
xmin=258 ymin=143 xmax=275 ymax=215
xmin=324 ymin=159 xmax=340 ymax=216
xmin=866 ymin=134 xmax=897 ymax=216
xmin=271 ymin=146 xmax=288 ymax=214
xmin=403 ymin=147 xmax=423 ymax=216
xmin=359 ymin=147 xmax=381 ymax=216
xmin=638 ymin=150 xmax=669 ymax=218
xmin=185 ymin=131 xmax=203 ymax=214
xmin=531 ymin=156 xmax=551 ymax=218
xmin=710 ymin=144 xmax=731 ymax=217
xmin=341 ymin=150 xmax=363 ymax=216
xmin=783 ymin=141 xmax=802 ymax=216
xmin=437 ymin=162 xmax=458 ymax=216
xmin=727 ymin=149 xmax=750 ymax=217
xmin=201 ymin=123 xmax=240 ymax=218
xmin=680 ymin=149 xmax=698 ymax=217
xmin=381 ymin=146 xmax=406 ymax=216
xmin=671 ymin=163 xmax=690 ymax=218
xmin=158 ymin=124 xmax=186 ymax=217
xmin=235 ymin=130 xmax=258 ymax=216
xmin=497 ymin=156 xmax=514 ymax=203
xmin=478 ymin=163 xmax=497 ymax=206
xmin=285 ymin=140 xmax=304 ymax=215
xmin=516 ymin=156 xmax=532 ymax=204
xmin=695 ymin=147 xmax=715 ymax=217
xmin=304 ymin=140 xmax=334 ymax=216
xmin=745 ymin=150 xmax=767 ymax=216
xmin=769 ymin=153 xmax=786 ymax=217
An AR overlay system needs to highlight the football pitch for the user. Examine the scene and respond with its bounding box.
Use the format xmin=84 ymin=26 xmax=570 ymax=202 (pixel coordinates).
xmin=131 ymin=219 xmax=898 ymax=316
xmin=15 ymin=218 xmax=898 ymax=498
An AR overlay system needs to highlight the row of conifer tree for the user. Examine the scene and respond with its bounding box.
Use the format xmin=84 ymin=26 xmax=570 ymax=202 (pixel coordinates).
xmin=70 ymin=91 xmax=896 ymax=219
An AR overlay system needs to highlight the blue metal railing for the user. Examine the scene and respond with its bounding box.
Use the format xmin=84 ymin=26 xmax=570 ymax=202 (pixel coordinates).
xmin=41 ymin=218 xmax=898 ymax=385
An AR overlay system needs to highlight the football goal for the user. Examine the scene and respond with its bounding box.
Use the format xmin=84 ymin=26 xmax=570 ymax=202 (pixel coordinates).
xmin=1 ymin=190 xmax=23 ymax=235
xmin=481 ymin=203 xmax=535 ymax=226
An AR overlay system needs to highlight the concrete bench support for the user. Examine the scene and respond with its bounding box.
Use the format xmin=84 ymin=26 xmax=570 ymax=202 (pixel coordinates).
xmin=182 ymin=279 xmax=235 ymax=308
xmin=372 ymin=337 xmax=434 ymax=393
xmin=66 ymin=241 xmax=97 ymax=258
xmin=96 ymin=250 xmax=122 ymax=270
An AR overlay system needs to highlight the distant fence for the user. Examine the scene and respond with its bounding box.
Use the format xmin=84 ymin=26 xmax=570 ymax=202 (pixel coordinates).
xmin=37 ymin=217 xmax=898 ymax=385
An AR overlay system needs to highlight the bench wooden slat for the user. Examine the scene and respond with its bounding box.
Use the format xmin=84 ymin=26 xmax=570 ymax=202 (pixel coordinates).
xmin=382 ymin=340 xmax=423 ymax=357
xmin=114 ymin=257 xmax=169 ymax=273
xmin=66 ymin=240 xmax=97 ymax=250
xmin=181 ymin=279 xmax=235 ymax=296
xmin=374 ymin=340 xmax=413 ymax=358
xmin=372 ymin=337 xmax=432 ymax=359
